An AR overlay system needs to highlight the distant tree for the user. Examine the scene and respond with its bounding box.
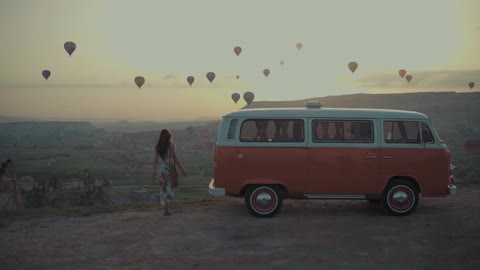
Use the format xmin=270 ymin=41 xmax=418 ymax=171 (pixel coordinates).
xmin=83 ymin=170 xmax=96 ymax=190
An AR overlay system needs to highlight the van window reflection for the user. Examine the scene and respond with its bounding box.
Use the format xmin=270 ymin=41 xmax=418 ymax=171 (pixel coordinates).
xmin=384 ymin=121 xmax=427 ymax=144
xmin=313 ymin=120 xmax=373 ymax=143
xmin=240 ymin=119 xmax=304 ymax=142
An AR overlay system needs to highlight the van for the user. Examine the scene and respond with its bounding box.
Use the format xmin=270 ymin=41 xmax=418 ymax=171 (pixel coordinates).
xmin=209 ymin=101 xmax=456 ymax=217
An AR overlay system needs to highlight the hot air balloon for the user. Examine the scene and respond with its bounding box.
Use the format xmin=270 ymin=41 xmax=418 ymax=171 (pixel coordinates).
xmin=263 ymin=69 xmax=270 ymax=77
xmin=234 ymin=46 xmax=242 ymax=56
xmin=236 ymin=75 xmax=240 ymax=80
xmin=243 ymin=91 xmax=255 ymax=105
xmin=42 ymin=70 xmax=51 ymax=80
xmin=280 ymin=61 xmax=284 ymax=66
xmin=464 ymin=139 xmax=480 ymax=154
xmin=64 ymin=41 xmax=76 ymax=57
xmin=296 ymin=43 xmax=303 ymax=50
xmin=405 ymin=74 xmax=413 ymax=83
xmin=468 ymin=82 xmax=475 ymax=90
xmin=231 ymin=93 xmax=240 ymax=104
xmin=399 ymin=69 xmax=407 ymax=78
xmin=134 ymin=76 xmax=145 ymax=89
xmin=187 ymin=76 xmax=195 ymax=86
xmin=348 ymin=62 xmax=358 ymax=73
xmin=206 ymin=72 xmax=216 ymax=83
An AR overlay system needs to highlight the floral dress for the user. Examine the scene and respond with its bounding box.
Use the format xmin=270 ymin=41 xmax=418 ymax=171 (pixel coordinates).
xmin=159 ymin=145 xmax=175 ymax=205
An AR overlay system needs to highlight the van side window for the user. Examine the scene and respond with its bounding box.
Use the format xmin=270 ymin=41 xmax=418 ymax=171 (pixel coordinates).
xmin=312 ymin=120 xmax=373 ymax=143
xmin=420 ymin=122 xmax=435 ymax=143
xmin=384 ymin=121 xmax=421 ymax=143
xmin=240 ymin=119 xmax=304 ymax=142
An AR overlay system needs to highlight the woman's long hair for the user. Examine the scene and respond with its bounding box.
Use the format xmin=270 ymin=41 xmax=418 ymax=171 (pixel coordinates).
xmin=155 ymin=129 xmax=173 ymax=161
xmin=0 ymin=159 xmax=13 ymax=177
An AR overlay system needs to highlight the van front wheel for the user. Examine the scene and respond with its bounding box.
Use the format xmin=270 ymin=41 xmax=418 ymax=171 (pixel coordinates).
xmin=245 ymin=185 xmax=283 ymax=218
xmin=382 ymin=180 xmax=419 ymax=216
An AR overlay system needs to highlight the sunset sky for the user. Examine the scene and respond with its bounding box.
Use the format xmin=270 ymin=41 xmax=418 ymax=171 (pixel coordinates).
xmin=0 ymin=0 xmax=479 ymax=122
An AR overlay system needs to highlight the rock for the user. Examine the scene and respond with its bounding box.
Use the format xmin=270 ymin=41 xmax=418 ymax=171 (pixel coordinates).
xmin=18 ymin=176 xmax=35 ymax=191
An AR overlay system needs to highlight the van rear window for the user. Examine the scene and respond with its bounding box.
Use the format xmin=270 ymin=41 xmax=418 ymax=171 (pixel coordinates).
xmin=240 ymin=119 xmax=304 ymax=142
xmin=312 ymin=120 xmax=373 ymax=143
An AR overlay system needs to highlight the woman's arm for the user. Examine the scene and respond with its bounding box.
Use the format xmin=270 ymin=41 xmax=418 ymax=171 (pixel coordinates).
xmin=171 ymin=145 xmax=186 ymax=176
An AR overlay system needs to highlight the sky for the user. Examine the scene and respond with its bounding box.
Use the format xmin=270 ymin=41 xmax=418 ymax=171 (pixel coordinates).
xmin=0 ymin=0 xmax=479 ymax=122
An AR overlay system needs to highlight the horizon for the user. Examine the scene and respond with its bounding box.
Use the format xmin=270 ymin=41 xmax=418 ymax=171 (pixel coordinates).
xmin=0 ymin=0 xmax=479 ymax=122
xmin=1 ymin=90 xmax=476 ymax=123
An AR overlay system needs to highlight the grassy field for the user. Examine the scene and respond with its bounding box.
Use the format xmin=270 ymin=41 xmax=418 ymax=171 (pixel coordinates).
xmin=0 ymin=148 xmax=214 ymax=182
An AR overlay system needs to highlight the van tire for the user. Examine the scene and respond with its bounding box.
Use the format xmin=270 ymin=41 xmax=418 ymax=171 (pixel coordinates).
xmin=245 ymin=185 xmax=283 ymax=218
xmin=382 ymin=179 xmax=419 ymax=216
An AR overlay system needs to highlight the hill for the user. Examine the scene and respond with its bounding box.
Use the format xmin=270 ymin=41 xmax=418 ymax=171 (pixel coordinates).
xmin=94 ymin=120 xmax=219 ymax=133
xmin=0 ymin=115 xmax=38 ymax=123
xmin=243 ymin=91 xmax=479 ymax=135
xmin=0 ymin=121 xmax=98 ymax=148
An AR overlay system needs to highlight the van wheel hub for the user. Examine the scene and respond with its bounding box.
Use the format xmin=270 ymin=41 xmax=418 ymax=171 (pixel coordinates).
xmin=246 ymin=185 xmax=283 ymax=217
xmin=256 ymin=192 xmax=272 ymax=207
xmin=392 ymin=191 xmax=408 ymax=205
xmin=251 ymin=187 xmax=277 ymax=213
xmin=387 ymin=186 xmax=414 ymax=212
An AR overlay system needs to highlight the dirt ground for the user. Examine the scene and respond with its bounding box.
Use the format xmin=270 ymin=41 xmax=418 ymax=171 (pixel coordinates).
xmin=1 ymin=186 xmax=479 ymax=270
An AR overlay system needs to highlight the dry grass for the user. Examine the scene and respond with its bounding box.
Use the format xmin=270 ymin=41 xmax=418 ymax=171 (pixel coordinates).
xmin=0 ymin=196 xmax=227 ymax=225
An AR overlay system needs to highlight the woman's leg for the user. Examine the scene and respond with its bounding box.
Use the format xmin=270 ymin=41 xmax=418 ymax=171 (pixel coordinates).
xmin=164 ymin=204 xmax=171 ymax=216
xmin=164 ymin=175 xmax=173 ymax=215
xmin=160 ymin=174 xmax=173 ymax=216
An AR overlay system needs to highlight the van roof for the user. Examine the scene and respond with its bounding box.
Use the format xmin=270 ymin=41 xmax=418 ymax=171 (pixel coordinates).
xmin=223 ymin=108 xmax=429 ymax=120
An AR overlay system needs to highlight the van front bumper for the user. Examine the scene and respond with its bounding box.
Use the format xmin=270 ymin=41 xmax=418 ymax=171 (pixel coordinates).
xmin=209 ymin=178 xmax=225 ymax=196
xmin=448 ymin=174 xmax=456 ymax=195
xmin=448 ymin=184 xmax=457 ymax=195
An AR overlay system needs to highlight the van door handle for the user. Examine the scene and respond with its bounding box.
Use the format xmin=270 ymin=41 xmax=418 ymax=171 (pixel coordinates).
xmin=382 ymin=155 xmax=392 ymax=159
xmin=365 ymin=155 xmax=377 ymax=159
xmin=237 ymin=153 xmax=244 ymax=159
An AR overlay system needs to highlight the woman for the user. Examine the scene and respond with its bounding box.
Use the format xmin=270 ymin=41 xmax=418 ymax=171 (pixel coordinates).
xmin=151 ymin=129 xmax=186 ymax=216
xmin=0 ymin=159 xmax=24 ymax=210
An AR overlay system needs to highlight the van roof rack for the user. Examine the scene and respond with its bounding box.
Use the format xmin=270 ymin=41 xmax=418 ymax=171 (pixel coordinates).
xmin=305 ymin=101 xmax=323 ymax=109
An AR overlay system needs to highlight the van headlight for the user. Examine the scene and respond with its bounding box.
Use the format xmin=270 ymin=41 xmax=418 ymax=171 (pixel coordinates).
xmin=450 ymin=164 xmax=456 ymax=171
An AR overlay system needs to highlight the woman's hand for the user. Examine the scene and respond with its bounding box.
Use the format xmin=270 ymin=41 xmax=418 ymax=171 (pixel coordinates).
xmin=182 ymin=170 xmax=187 ymax=177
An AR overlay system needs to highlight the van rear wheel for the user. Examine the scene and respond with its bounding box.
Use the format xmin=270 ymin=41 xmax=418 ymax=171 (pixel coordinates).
xmin=382 ymin=179 xmax=419 ymax=216
xmin=245 ymin=185 xmax=282 ymax=218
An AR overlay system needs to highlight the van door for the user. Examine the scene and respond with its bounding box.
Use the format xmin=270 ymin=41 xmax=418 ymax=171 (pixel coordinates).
xmin=306 ymin=119 xmax=380 ymax=195
xmin=231 ymin=119 xmax=309 ymax=194
xmin=380 ymin=120 xmax=450 ymax=195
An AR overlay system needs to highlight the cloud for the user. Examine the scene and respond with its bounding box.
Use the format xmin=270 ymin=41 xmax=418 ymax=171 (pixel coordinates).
xmin=162 ymin=74 xmax=177 ymax=80
xmin=357 ymin=70 xmax=479 ymax=90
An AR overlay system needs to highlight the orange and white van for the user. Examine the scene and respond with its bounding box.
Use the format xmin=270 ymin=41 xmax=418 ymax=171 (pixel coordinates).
xmin=209 ymin=101 xmax=456 ymax=217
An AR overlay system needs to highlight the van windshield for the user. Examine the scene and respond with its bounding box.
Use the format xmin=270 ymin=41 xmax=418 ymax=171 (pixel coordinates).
xmin=429 ymin=123 xmax=443 ymax=144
